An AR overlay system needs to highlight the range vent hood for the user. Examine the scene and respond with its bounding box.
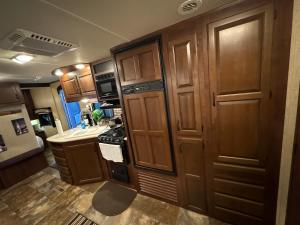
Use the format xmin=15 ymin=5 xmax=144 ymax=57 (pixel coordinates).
xmin=0 ymin=28 xmax=79 ymax=57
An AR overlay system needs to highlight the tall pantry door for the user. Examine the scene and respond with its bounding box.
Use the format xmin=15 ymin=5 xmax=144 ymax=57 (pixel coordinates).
xmin=206 ymin=4 xmax=275 ymax=225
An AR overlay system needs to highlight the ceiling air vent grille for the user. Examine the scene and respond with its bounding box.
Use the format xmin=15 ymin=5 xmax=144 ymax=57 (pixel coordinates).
xmin=0 ymin=28 xmax=79 ymax=57
xmin=178 ymin=0 xmax=202 ymax=15
xmin=8 ymin=33 xmax=23 ymax=42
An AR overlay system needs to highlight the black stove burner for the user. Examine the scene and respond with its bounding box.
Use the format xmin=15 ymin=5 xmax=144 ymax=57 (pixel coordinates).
xmin=98 ymin=125 xmax=125 ymax=145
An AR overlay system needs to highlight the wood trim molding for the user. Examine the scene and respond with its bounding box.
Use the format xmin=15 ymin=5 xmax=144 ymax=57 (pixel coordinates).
xmin=20 ymin=83 xmax=50 ymax=88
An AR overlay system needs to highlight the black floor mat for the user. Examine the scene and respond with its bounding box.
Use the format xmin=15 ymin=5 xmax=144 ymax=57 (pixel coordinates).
xmin=92 ymin=182 xmax=137 ymax=216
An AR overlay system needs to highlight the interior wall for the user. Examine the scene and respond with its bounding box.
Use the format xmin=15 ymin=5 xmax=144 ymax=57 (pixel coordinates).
xmin=30 ymin=84 xmax=68 ymax=137
xmin=276 ymin=0 xmax=300 ymax=224
xmin=0 ymin=105 xmax=38 ymax=162
xmin=49 ymin=81 xmax=69 ymax=130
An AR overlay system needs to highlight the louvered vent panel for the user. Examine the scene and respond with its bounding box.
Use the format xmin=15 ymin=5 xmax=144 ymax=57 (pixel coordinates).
xmin=0 ymin=28 xmax=79 ymax=57
xmin=137 ymin=170 xmax=178 ymax=203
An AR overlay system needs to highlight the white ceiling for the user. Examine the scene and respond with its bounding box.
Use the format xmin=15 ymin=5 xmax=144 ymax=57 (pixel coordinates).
xmin=0 ymin=0 xmax=236 ymax=84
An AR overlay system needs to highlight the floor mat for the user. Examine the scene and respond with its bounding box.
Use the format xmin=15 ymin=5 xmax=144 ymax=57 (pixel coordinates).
xmin=92 ymin=181 xmax=137 ymax=216
xmin=66 ymin=213 xmax=98 ymax=225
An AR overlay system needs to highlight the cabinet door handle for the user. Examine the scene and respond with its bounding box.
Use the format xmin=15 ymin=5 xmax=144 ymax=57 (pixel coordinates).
xmin=212 ymin=92 xmax=216 ymax=107
xmin=176 ymin=120 xmax=180 ymax=131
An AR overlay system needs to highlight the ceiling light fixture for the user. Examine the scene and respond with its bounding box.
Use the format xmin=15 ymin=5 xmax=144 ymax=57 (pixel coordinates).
xmin=54 ymin=69 xmax=64 ymax=76
xmin=75 ymin=64 xmax=85 ymax=70
xmin=12 ymin=54 xmax=34 ymax=64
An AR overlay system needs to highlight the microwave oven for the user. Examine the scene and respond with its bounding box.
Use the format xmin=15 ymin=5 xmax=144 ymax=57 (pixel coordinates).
xmin=95 ymin=73 xmax=118 ymax=99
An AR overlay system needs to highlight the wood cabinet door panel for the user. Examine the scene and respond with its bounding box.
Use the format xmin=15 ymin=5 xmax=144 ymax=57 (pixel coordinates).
xmin=131 ymin=133 xmax=153 ymax=167
xmin=164 ymin=23 xmax=206 ymax=213
xmin=214 ymin=178 xmax=264 ymax=202
xmin=127 ymin=97 xmax=145 ymax=130
xmin=119 ymin=56 xmax=138 ymax=83
xmin=78 ymin=74 xmax=96 ymax=96
xmin=0 ymin=83 xmax=23 ymax=105
xmin=61 ymin=77 xmax=81 ymax=99
xmin=144 ymin=95 xmax=165 ymax=130
xmin=116 ymin=42 xmax=162 ymax=86
xmin=167 ymin=30 xmax=202 ymax=137
xmin=207 ymin=5 xmax=273 ymax=224
xmin=136 ymin=43 xmax=161 ymax=81
xmin=173 ymin=41 xmax=193 ymax=88
xmin=216 ymin=99 xmax=262 ymax=166
xmin=124 ymin=91 xmax=173 ymax=171
xmin=149 ymin=134 xmax=172 ymax=171
xmin=216 ymin=17 xmax=263 ymax=94
xmin=177 ymin=92 xmax=197 ymax=131
xmin=65 ymin=142 xmax=103 ymax=185
xmin=177 ymin=138 xmax=206 ymax=212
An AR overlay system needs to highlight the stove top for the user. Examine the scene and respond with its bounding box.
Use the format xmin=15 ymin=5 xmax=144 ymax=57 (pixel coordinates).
xmin=98 ymin=125 xmax=126 ymax=145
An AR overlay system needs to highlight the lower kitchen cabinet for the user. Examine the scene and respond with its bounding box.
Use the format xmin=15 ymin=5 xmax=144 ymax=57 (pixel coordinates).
xmin=65 ymin=141 xmax=104 ymax=184
xmin=49 ymin=138 xmax=106 ymax=185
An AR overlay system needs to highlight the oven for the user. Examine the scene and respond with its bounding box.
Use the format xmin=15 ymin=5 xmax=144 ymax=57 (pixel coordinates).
xmin=95 ymin=73 xmax=118 ymax=99
xmin=98 ymin=125 xmax=130 ymax=183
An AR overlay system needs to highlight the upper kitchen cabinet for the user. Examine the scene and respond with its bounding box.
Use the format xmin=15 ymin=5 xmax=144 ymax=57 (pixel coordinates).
xmin=0 ymin=83 xmax=24 ymax=105
xmin=115 ymin=42 xmax=162 ymax=86
xmin=77 ymin=67 xmax=96 ymax=97
xmin=60 ymin=75 xmax=81 ymax=101
xmin=58 ymin=64 xmax=96 ymax=102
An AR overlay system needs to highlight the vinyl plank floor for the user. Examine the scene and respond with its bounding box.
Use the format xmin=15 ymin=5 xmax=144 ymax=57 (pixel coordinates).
xmin=0 ymin=167 xmax=229 ymax=225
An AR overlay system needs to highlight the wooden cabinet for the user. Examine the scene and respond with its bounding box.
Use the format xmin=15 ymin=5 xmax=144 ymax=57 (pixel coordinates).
xmin=116 ymin=42 xmax=162 ymax=86
xmin=163 ymin=23 xmax=207 ymax=213
xmin=77 ymin=74 xmax=96 ymax=96
xmin=65 ymin=141 xmax=104 ymax=184
xmin=0 ymin=83 xmax=24 ymax=105
xmin=177 ymin=138 xmax=206 ymax=212
xmin=59 ymin=66 xmax=96 ymax=102
xmin=206 ymin=5 xmax=273 ymax=225
xmin=60 ymin=76 xmax=81 ymax=101
xmin=49 ymin=138 xmax=105 ymax=185
xmin=123 ymin=91 xmax=173 ymax=171
xmin=165 ymin=25 xmax=203 ymax=137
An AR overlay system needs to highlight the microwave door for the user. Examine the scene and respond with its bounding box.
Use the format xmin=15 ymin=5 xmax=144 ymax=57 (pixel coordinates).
xmin=101 ymin=82 xmax=113 ymax=96
xmin=97 ymin=77 xmax=117 ymax=99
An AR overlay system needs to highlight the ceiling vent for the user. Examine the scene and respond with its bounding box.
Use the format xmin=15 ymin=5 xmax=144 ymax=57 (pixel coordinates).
xmin=178 ymin=0 xmax=202 ymax=15
xmin=0 ymin=29 xmax=79 ymax=57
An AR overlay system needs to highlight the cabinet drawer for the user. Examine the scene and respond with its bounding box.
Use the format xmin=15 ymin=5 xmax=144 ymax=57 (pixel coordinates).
xmin=57 ymin=165 xmax=71 ymax=176
xmin=60 ymin=174 xmax=73 ymax=184
xmin=54 ymin=156 xmax=68 ymax=167
xmin=51 ymin=148 xmax=65 ymax=158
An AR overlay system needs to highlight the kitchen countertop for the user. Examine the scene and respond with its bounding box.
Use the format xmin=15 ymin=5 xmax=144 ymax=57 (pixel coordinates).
xmin=47 ymin=125 xmax=111 ymax=143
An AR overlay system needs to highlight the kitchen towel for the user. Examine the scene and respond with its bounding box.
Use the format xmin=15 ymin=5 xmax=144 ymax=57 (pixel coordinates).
xmin=99 ymin=143 xmax=123 ymax=163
